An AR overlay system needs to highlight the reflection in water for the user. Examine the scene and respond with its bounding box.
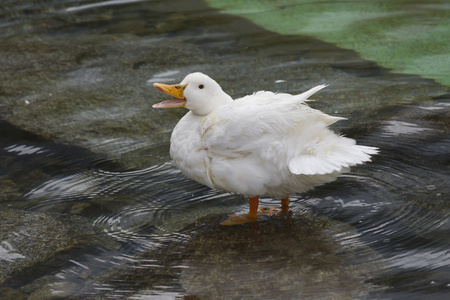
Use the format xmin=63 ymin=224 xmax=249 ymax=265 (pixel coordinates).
xmin=0 ymin=242 xmax=25 ymax=262
xmin=381 ymin=121 xmax=430 ymax=137
xmin=147 ymin=70 xmax=182 ymax=84
xmin=5 ymin=144 xmax=49 ymax=156
xmin=65 ymin=0 xmax=146 ymax=13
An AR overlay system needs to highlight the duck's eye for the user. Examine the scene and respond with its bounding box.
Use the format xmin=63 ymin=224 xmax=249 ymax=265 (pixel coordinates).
xmin=199 ymin=84 xmax=204 ymax=89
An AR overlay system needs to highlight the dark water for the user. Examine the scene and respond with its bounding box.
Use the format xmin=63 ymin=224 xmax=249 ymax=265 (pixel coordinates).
xmin=0 ymin=1 xmax=449 ymax=299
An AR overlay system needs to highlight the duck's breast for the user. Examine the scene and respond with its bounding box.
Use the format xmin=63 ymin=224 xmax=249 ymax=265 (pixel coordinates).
xmin=170 ymin=112 xmax=213 ymax=188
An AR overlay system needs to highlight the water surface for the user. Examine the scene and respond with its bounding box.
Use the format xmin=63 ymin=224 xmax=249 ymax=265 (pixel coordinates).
xmin=0 ymin=0 xmax=449 ymax=299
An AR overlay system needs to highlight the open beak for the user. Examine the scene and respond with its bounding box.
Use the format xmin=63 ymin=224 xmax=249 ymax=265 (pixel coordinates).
xmin=152 ymin=83 xmax=187 ymax=108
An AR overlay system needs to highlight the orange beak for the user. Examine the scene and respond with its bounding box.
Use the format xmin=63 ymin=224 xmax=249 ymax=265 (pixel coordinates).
xmin=152 ymin=83 xmax=187 ymax=108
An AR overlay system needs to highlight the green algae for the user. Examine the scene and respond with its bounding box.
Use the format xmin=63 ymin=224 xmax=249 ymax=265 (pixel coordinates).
xmin=206 ymin=0 xmax=450 ymax=86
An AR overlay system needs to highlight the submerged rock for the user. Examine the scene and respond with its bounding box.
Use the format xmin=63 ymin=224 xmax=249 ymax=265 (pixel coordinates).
xmin=0 ymin=208 xmax=118 ymax=287
xmin=180 ymin=213 xmax=384 ymax=299
xmin=0 ymin=287 xmax=27 ymax=300
xmin=92 ymin=212 xmax=384 ymax=299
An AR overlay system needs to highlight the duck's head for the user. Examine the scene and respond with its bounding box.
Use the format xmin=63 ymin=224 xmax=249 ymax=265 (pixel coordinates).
xmin=153 ymin=72 xmax=232 ymax=116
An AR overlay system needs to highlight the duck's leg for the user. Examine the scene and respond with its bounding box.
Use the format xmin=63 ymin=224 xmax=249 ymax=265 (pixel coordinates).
xmin=220 ymin=196 xmax=259 ymax=225
xmin=248 ymin=196 xmax=259 ymax=219
xmin=281 ymin=196 xmax=289 ymax=213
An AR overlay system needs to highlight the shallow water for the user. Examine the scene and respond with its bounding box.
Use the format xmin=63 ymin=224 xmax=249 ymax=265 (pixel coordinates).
xmin=0 ymin=1 xmax=449 ymax=299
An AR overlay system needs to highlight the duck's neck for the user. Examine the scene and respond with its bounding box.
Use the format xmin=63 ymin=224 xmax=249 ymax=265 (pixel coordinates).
xmin=189 ymin=92 xmax=233 ymax=116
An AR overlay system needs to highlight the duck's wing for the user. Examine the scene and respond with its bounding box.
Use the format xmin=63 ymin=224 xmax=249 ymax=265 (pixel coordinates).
xmin=200 ymin=85 xmax=341 ymax=156
xmin=200 ymin=84 xmax=378 ymax=176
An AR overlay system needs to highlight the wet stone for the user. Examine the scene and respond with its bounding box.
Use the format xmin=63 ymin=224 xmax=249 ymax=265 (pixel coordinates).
xmin=0 ymin=208 xmax=117 ymax=287
xmin=27 ymin=280 xmax=80 ymax=300
xmin=0 ymin=286 xmax=28 ymax=300
xmin=180 ymin=214 xmax=384 ymax=299
xmin=95 ymin=212 xmax=384 ymax=299
xmin=0 ymin=180 xmax=22 ymax=203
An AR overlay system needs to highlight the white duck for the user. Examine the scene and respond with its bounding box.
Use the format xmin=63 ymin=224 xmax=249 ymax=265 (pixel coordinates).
xmin=153 ymin=72 xmax=377 ymax=225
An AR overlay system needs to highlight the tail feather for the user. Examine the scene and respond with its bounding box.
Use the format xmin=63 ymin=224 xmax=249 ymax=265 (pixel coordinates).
xmin=295 ymin=84 xmax=328 ymax=102
xmin=289 ymin=143 xmax=378 ymax=175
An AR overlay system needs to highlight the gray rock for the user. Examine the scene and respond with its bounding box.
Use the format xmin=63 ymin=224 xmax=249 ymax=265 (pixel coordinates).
xmin=0 ymin=286 xmax=27 ymax=300
xmin=93 ymin=213 xmax=384 ymax=299
xmin=0 ymin=208 xmax=118 ymax=286
xmin=180 ymin=214 xmax=384 ymax=299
